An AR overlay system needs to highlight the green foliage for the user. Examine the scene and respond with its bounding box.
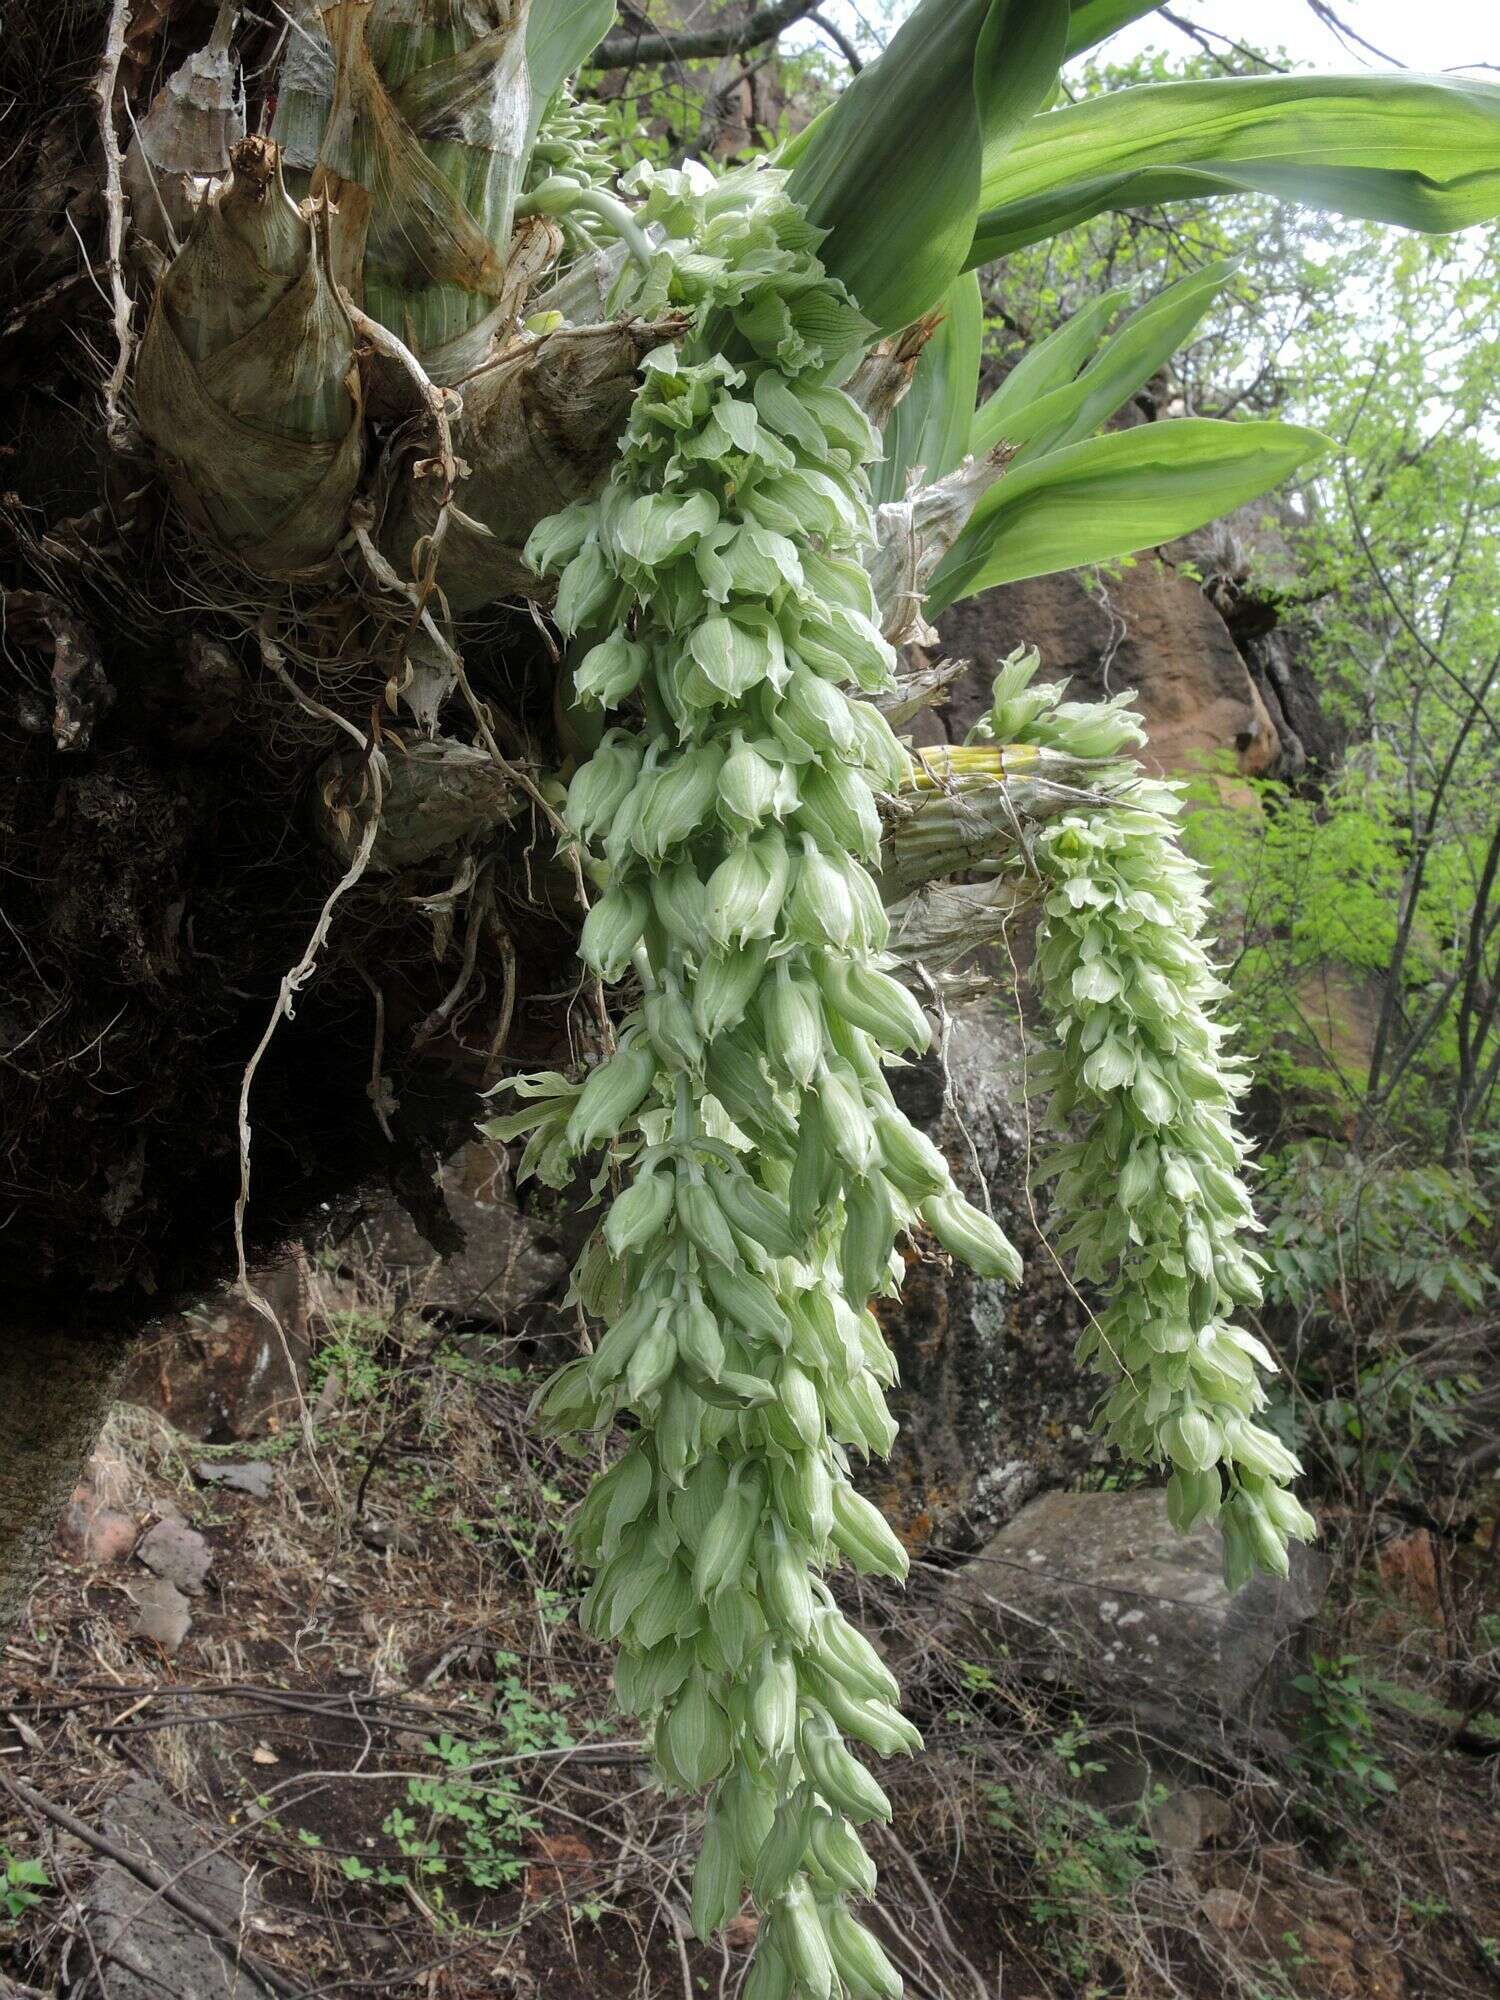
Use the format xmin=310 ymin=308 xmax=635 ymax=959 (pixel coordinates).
xmin=1256 ymin=1147 xmax=1492 ymax=1503
xmin=1290 ymin=1654 xmax=1398 ymax=1813
xmin=1261 ymin=1149 xmax=1495 ymax=1320
xmin=928 ymin=415 xmax=1325 ymax=608
xmin=783 ymin=0 xmax=1068 ymax=334
xmin=872 ymin=271 xmax=982 ymax=504
xmin=972 ymin=73 xmax=1500 ymax=262
xmin=986 ymin=1723 xmax=1160 ymax=1981
xmin=1 ymin=1847 xmax=50 ymax=1922
xmin=335 ymin=1659 xmax=583 ymax=1902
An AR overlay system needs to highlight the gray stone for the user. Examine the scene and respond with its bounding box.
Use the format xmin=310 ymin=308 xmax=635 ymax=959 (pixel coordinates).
xmin=129 ymin=1577 xmax=193 ymax=1653
xmin=82 ymin=1779 xmax=259 ymax=1998
xmin=346 ymin=1135 xmax=568 ymax=1320
xmin=119 ymin=1258 xmax=311 ymax=1443
xmin=875 ymin=1003 xmax=1102 ymax=1544
xmin=194 ymin=1459 xmax=274 ymax=1499
xmin=940 ymin=1488 xmax=1325 ymax=1722
xmin=136 ymin=1518 xmax=211 ymax=1596
xmin=1149 ymin=1784 xmax=1235 ymax=1869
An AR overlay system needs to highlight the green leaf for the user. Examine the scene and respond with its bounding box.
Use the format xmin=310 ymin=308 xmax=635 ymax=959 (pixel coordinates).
xmin=972 ymin=287 xmax=1130 ymax=444
xmin=973 ymin=257 xmax=1237 ymax=465
xmin=874 ymin=271 xmax=983 ymax=504
xmin=970 ymin=74 xmax=1500 ymax=263
xmin=784 ymin=0 xmax=1070 ymax=335
xmin=525 ymin=0 xmax=616 ymax=144
xmin=1065 ymin=0 xmax=1168 ymax=59
xmin=926 ymin=417 xmax=1328 ymax=610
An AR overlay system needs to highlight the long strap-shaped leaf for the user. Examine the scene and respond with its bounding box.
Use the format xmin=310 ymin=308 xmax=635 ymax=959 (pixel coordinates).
xmin=525 ymin=0 xmax=614 ymax=144
xmin=926 ymin=415 xmax=1326 ymax=611
xmin=873 ymin=271 xmax=983 ymax=504
xmin=971 ymin=256 xmax=1237 ymax=466
xmin=970 ymin=73 xmax=1500 ymax=262
xmin=1064 ymin=0 xmax=1169 ymax=57
xmin=784 ymin=0 xmax=1069 ymax=335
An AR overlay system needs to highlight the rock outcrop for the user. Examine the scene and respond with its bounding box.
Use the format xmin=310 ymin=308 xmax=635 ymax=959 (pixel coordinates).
xmin=925 ymin=491 xmax=1331 ymax=793
xmin=934 ymin=557 xmax=1284 ymax=780
xmin=874 ymin=1003 xmax=1104 ymax=1550
xmin=937 ymin=1487 xmax=1326 ymax=1731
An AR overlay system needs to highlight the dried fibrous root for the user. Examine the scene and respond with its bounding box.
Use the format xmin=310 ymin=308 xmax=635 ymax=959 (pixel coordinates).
xmin=317 ymin=735 xmax=521 ymax=871
xmin=862 ymin=656 xmax=968 ymax=726
xmin=867 ymin=448 xmax=1014 ymax=647
xmin=845 ymin=312 xmax=942 ymax=428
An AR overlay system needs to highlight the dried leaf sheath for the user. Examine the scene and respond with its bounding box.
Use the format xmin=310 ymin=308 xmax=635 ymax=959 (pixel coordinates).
xmin=135 ymin=138 xmax=363 ymax=575
xmin=316 ymin=0 xmax=536 ymax=380
xmin=378 ymin=311 xmax=687 ymax=610
xmin=122 ymin=0 xmax=245 ymax=254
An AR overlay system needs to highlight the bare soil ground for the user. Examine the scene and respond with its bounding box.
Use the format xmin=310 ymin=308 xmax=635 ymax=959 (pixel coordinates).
xmin=2 ymin=1256 xmax=1497 ymax=1999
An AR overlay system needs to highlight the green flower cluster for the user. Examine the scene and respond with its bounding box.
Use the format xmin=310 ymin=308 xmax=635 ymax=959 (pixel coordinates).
xmin=972 ymin=652 xmax=1317 ymax=1585
xmin=494 ymin=163 xmax=1022 ymax=1999
xmin=523 ymin=84 xmax=617 ymax=264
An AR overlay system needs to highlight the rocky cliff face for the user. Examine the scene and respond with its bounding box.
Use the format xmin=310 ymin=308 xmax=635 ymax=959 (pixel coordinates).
xmin=924 ymin=500 xmax=1331 ymax=790
xmin=866 ymin=509 xmax=1334 ymax=1548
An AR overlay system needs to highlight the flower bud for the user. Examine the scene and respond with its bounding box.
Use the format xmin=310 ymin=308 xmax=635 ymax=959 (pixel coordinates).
xmin=566 ymin=729 xmax=644 ymax=843
xmin=674 ymin=1293 xmax=726 ymax=1382
xmin=644 ymin=982 xmax=704 ymax=1072
xmin=566 ymin=1036 xmax=657 ymax=1151
xmin=719 ymin=732 xmax=785 ymax=830
xmin=677 ymin=1171 xmax=741 ymax=1270
xmin=873 ymin=1110 xmax=949 ymax=1200
xmin=579 ymin=879 xmax=650 ymax=981
xmin=708 ymin=1166 xmax=800 ymax=1259
xmin=762 ymin=963 xmax=824 ymax=1087
xmin=775 ymin=667 xmax=855 ymax=760
xmin=919 ymin=1190 xmax=1023 ymax=1284
xmin=661 ymin=1677 xmax=732 ymax=1788
xmin=846 ymin=697 xmax=911 ymax=793
xmin=691 ymin=1807 xmax=743 ymax=1942
xmin=1163 ymin=1405 xmax=1222 ymax=1474
xmin=751 ymin=1650 xmax=799 ymax=1759
xmin=787 ymin=842 xmax=858 ymax=951
xmin=574 ymin=631 xmax=648 ymax=708
xmin=604 ymin=1166 xmax=675 ymax=1256
xmin=777 ymin=1880 xmax=835 ymax=2000
xmin=817 ymin=1063 xmax=877 ymax=1176
xmin=651 ymin=861 xmax=711 ymax=951
xmin=827 ymin=1904 xmax=903 ymax=1999
xmin=841 ymin=1171 xmax=895 ymax=1303
xmin=693 ymin=940 xmax=770 ymax=1040
xmin=635 ymin=743 xmax=725 ymax=862
xmin=818 ymin=958 xmax=931 ymax=1054
xmin=830 ymin=1482 xmax=909 ymax=1580
xmin=794 ymin=761 xmax=883 ymax=862
xmin=808 ymin=1813 xmax=877 ymax=1900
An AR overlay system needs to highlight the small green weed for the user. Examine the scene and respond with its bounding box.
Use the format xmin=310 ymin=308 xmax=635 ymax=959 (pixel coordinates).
xmin=986 ymin=1722 xmax=1158 ymax=1981
xmin=2 ymin=1847 xmax=51 ymax=1921
xmin=331 ymin=1655 xmax=588 ymax=1906
xmin=1290 ymin=1654 xmax=1397 ymax=1813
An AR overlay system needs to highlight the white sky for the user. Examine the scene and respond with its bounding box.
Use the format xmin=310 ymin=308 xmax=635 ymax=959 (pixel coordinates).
xmin=1092 ymin=0 xmax=1496 ymax=76
xmin=797 ymin=0 xmax=1496 ymax=76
